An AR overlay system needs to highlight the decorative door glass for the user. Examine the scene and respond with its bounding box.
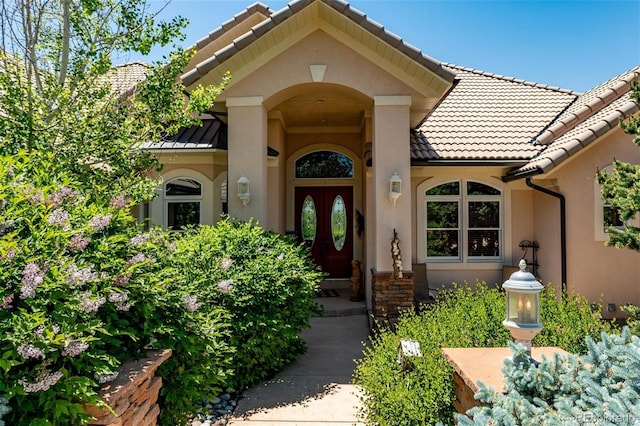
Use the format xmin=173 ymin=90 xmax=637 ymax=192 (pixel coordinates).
xmin=301 ymin=195 xmax=317 ymax=246
xmin=331 ymin=195 xmax=347 ymax=251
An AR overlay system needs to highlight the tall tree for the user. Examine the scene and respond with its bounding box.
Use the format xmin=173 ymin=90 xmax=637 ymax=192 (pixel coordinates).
xmin=597 ymin=80 xmax=640 ymax=251
xmin=0 ymin=0 xmax=226 ymax=202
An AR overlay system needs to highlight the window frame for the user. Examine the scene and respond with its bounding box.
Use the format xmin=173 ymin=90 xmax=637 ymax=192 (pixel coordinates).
xmin=424 ymin=179 xmax=503 ymax=263
xmin=164 ymin=177 xmax=203 ymax=231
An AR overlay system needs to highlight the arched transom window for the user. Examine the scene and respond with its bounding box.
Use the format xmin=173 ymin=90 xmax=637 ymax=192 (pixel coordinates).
xmin=425 ymin=180 xmax=502 ymax=261
xmin=295 ymin=151 xmax=353 ymax=179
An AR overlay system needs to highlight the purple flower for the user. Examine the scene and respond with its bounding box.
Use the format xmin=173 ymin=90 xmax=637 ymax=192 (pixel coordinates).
xmin=109 ymin=194 xmax=128 ymax=208
xmin=113 ymin=273 xmax=132 ymax=286
xmin=78 ymin=291 xmax=105 ymax=313
xmin=108 ymin=292 xmax=131 ymax=311
xmin=62 ymin=341 xmax=89 ymax=357
xmin=182 ymin=295 xmax=202 ymax=313
xmin=217 ymin=279 xmax=233 ymax=294
xmin=17 ymin=343 xmax=44 ymax=359
xmin=128 ymin=233 xmax=150 ymax=246
xmin=2 ymin=248 xmax=16 ymax=261
xmin=69 ymin=233 xmax=90 ymax=250
xmin=127 ymin=253 xmax=154 ymax=266
xmin=29 ymin=190 xmax=45 ymax=205
xmin=47 ymin=208 xmax=70 ymax=229
xmin=35 ymin=324 xmax=60 ymax=338
xmin=18 ymin=370 xmax=63 ymax=393
xmin=20 ymin=262 xmax=45 ymax=299
xmin=48 ymin=187 xmax=77 ymax=207
xmin=89 ymin=214 xmax=112 ymax=231
xmin=65 ymin=263 xmax=97 ymax=286
xmin=220 ymin=257 xmax=232 ymax=271
xmin=1 ymin=294 xmax=13 ymax=310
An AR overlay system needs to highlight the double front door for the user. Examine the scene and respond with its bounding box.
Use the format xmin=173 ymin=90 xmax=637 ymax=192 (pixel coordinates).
xmin=295 ymin=186 xmax=353 ymax=278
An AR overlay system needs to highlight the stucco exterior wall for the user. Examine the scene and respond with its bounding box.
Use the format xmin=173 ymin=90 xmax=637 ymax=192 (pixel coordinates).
xmin=219 ymin=30 xmax=422 ymax=105
xmin=546 ymin=128 xmax=640 ymax=316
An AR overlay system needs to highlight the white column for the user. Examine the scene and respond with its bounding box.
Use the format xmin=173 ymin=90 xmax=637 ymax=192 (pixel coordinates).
xmin=226 ymin=96 xmax=268 ymax=224
xmin=372 ymin=95 xmax=412 ymax=271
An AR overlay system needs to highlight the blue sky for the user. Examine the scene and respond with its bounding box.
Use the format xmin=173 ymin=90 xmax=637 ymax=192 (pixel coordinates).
xmin=138 ymin=0 xmax=640 ymax=92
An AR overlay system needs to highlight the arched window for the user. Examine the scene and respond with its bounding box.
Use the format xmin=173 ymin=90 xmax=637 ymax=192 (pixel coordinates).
xmin=165 ymin=177 xmax=202 ymax=231
xmin=425 ymin=180 xmax=502 ymax=261
xmin=295 ymin=151 xmax=353 ymax=178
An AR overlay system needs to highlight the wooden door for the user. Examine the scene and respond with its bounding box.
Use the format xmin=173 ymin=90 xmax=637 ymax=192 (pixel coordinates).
xmin=295 ymin=186 xmax=353 ymax=278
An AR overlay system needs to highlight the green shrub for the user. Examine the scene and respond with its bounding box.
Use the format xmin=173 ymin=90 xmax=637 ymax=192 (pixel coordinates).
xmin=0 ymin=152 xmax=230 ymax=425
xmin=456 ymin=328 xmax=640 ymax=425
xmin=173 ymin=219 xmax=323 ymax=391
xmin=354 ymin=281 xmax=617 ymax=426
xmin=622 ymin=304 xmax=640 ymax=336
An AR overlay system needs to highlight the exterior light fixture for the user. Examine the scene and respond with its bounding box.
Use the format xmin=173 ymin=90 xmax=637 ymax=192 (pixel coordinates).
xmin=237 ymin=175 xmax=250 ymax=207
xmin=502 ymin=259 xmax=544 ymax=357
xmin=389 ymin=172 xmax=402 ymax=206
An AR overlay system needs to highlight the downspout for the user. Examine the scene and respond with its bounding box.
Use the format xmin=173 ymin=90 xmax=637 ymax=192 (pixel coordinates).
xmin=525 ymin=177 xmax=567 ymax=294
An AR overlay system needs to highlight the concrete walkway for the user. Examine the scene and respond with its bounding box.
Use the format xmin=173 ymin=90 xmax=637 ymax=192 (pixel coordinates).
xmin=228 ymin=285 xmax=370 ymax=426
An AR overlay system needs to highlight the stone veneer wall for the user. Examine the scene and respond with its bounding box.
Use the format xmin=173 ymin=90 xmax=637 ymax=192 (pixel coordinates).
xmin=86 ymin=349 xmax=172 ymax=426
xmin=372 ymin=271 xmax=414 ymax=320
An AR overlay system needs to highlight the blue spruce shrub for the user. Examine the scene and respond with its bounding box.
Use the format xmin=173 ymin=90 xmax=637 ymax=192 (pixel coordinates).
xmin=457 ymin=328 xmax=640 ymax=425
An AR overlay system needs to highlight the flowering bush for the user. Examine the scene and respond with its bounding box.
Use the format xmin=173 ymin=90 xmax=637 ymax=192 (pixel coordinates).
xmin=0 ymin=152 xmax=229 ymax=425
xmin=173 ymin=219 xmax=323 ymax=391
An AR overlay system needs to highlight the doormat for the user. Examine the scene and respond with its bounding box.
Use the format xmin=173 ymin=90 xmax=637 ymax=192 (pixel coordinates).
xmin=315 ymin=289 xmax=339 ymax=298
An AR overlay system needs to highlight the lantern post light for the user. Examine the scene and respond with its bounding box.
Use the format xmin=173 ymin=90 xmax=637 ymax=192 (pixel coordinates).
xmin=502 ymin=259 xmax=544 ymax=357
xmin=388 ymin=172 xmax=402 ymax=207
xmin=237 ymin=175 xmax=250 ymax=207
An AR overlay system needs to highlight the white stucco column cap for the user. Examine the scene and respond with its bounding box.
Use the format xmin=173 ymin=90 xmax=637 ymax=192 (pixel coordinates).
xmin=226 ymin=96 xmax=264 ymax=107
xmin=374 ymin=95 xmax=412 ymax=106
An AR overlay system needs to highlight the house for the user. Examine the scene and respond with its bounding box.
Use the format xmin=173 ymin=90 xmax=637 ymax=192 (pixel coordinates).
xmin=127 ymin=0 xmax=639 ymax=319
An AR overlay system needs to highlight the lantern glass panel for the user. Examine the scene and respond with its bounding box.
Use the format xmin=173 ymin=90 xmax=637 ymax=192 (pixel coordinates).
xmin=507 ymin=291 xmax=539 ymax=324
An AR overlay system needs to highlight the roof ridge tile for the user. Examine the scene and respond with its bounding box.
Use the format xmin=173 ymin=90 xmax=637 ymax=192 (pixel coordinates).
xmin=534 ymin=67 xmax=640 ymax=145
xmin=441 ymin=62 xmax=579 ymax=95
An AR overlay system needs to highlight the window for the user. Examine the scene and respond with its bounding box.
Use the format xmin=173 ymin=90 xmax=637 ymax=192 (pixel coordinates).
xmin=595 ymin=164 xmax=625 ymax=241
xmin=165 ymin=178 xmax=202 ymax=231
xmin=295 ymin=151 xmax=353 ymax=178
xmin=425 ymin=181 xmax=502 ymax=261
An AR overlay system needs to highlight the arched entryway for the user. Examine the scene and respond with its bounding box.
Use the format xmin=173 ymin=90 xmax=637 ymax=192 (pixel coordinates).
xmin=289 ymin=148 xmax=361 ymax=278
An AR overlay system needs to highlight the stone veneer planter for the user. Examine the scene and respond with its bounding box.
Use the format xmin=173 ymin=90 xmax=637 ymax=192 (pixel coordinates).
xmin=372 ymin=271 xmax=414 ymax=321
xmin=85 ymin=349 xmax=172 ymax=426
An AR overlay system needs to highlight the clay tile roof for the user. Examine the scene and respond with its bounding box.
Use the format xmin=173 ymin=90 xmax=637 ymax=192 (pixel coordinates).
xmin=508 ymin=66 xmax=640 ymax=177
xmin=181 ymin=0 xmax=455 ymax=86
xmin=412 ymin=64 xmax=578 ymax=163
xmin=105 ymin=62 xmax=151 ymax=98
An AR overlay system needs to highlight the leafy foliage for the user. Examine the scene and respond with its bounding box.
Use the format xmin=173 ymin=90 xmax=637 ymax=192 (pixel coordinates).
xmin=0 ymin=153 xmax=230 ymax=425
xmin=456 ymin=328 xmax=640 ymax=425
xmin=597 ymin=80 xmax=640 ymax=250
xmin=622 ymin=303 xmax=640 ymax=336
xmin=173 ymin=219 xmax=324 ymax=391
xmin=0 ymin=0 xmax=227 ymax=204
xmin=353 ymin=281 xmax=616 ymax=426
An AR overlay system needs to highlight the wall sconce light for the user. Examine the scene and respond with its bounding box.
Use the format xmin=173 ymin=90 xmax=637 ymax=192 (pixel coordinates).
xmin=502 ymin=259 xmax=544 ymax=357
xmin=389 ymin=172 xmax=402 ymax=206
xmin=237 ymin=175 xmax=250 ymax=207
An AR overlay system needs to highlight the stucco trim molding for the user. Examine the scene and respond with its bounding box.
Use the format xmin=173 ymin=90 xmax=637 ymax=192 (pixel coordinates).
xmin=374 ymin=95 xmax=412 ymax=106
xmin=226 ymin=96 xmax=264 ymax=107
